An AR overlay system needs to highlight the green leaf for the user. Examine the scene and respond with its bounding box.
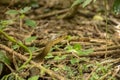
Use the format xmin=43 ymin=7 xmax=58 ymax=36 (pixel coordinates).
xmin=65 ymin=44 xmax=93 ymax=56
xmin=70 ymin=58 xmax=79 ymax=65
xmin=0 ymin=51 xmax=10 ymax=65
xmin=20 ymin=14 xmax=25 ymax=19
xmin=60 ymin=55 xmax=67 ymax=60
xmin=71 ymin=0 xmax=84 ymax=7
xmin=63 ymin=66 xmax=70 ymax=70
xmin=25 ymin=19 xmax=37 ymax=27
xmin=113 ymin=0 xmax=120 ymax=14
xmin=0 ymin=20 xmax=14 ymax=26
xmin=91 ymin=73 xmax=100 ymax=80
xmin=72 ymin=0 xmax=95 ymax=8
xmin=65 ymin=44 xmax=82 ymax=53
xmin=25 ymin=36 xmax=37 ymax=43
xmin=54 ymin=55 xmax=67 ymax=61
xmin=65 ymin=45 xmax=73 ymax=50
xmin=5 ymin=10 xmax=19 ymax=15
xmin=19 ymin=7 xmax=31 ymax=14
xmin=12 ymin=44 xmax=19 ymax=50
xmin=45 ymin=53 xmax=54 ymax=59
xmin=82 ymin=0 xmax=92 ymax=7
xmin=77 ymin=49 xmax=93 ymax=55
xmin=67 ymin=49 xmax=78 ymax=53
xmin=0 ymin=25 xmax=4 ymax=30
xmin=52 ymin=67 xmax=59 ymax=71
xmin=54 ymin=56 xmax=61 ymax=60
xmin=28 ymin=46 xmax=38 ymax=52
xmin=0 ymin=20 xmax=14 ymax=29
xmin=28 ymin=75 xmax=39 ymax=80
xmin=73 ymin=44 xmax=82 ymax=50
xmin=66 ymin=35 xmax=72 ymax=41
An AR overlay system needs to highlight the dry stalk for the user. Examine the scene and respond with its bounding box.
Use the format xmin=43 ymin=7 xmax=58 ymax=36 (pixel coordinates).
xmin=0 ymin=43 xmax=65 ymax=80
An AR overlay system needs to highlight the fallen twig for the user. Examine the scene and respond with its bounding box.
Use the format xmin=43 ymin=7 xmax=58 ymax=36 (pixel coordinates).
xmin=52 ymin=47 xmax=120 ymax=57
xmin=83 ymin=49 xmax=120 ymax=57
xmin=0 ymin=44 xmax=65 ymax=80
xmin=32 ymin=9 xmax=69 ymax=19
xmin=94 ymin=45 xmax=120 ymax=52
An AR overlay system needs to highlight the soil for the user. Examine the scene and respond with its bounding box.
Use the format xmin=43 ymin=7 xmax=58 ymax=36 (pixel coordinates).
xmin=0 ymin=0 xmax=120 ymax=80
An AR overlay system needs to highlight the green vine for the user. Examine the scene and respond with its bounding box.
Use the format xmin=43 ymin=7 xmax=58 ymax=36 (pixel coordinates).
xmin=0 ymin=29 xmax=32 ymax=70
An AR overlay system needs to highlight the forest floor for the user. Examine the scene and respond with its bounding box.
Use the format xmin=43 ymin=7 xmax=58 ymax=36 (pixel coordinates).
xmin=0 ymin=0 xmax=120 ymax=80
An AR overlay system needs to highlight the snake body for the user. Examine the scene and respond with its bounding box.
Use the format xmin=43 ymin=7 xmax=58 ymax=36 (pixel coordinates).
xmin=33 ymin=35 xmax=67 ymax=62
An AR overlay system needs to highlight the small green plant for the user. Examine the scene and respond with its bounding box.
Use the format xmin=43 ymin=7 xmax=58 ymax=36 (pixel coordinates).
xmin=90 ymin=62 xmax=113 ymax=80
xmin=65 ymin=44 xmax=93 ymax=56
xmin=54 ymin=55 xmax=67 ymax=61
xmin=0 ymin=7 xmax=37 ymax=79
xmin=43 ymin=43 xmax=93 ymax=79
xmin=5 ymin=7 xmax=36 ymax=28
xmin=25 ymin=36 xmax=37 ymax=42
xmin=0 ymin=20 xmax=14 ymax=29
